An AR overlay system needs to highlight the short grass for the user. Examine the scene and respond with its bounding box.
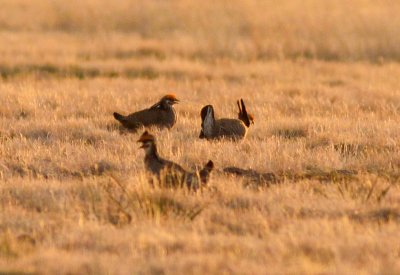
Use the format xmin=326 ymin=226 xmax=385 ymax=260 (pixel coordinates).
xmin=1 ymin=1 xmax=400 ymax=274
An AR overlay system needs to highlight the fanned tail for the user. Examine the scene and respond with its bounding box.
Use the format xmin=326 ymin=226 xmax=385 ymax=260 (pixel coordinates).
xmin=113 ymin=112 xmax=126 ymax=122
xmin=200 ymin=160 xmax=214 ymax=184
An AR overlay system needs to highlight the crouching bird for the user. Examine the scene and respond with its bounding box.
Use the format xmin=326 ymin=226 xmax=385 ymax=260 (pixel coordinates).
xmin=113 ymin=94 xmax=179 ymax=131
xmin=199 ymin=99 xmax=254 ymax=140
xmin=137 ymin=131 xmax=214 ymax=191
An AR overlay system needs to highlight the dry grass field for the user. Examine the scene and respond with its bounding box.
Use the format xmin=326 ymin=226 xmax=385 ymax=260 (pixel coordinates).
xmin=1 ymin=0 xmax=400 ymax=274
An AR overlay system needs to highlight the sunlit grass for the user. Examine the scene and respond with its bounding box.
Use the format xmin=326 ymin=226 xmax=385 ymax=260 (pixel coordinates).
xmin=1 ymin=0 xmax=400 ymax=274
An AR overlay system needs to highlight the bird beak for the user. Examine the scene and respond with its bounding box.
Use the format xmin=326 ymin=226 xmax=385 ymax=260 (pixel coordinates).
xmin=137 ymin=139 xmax=144 ymax=148
xmin=173 ymin=99 xmax=180 ymax=104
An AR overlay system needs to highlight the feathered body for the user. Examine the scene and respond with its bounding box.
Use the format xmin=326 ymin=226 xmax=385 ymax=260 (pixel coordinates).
xmin=199 ymin=99 xmax=254 ymax=140
xmin=138 ymin=131 xmax=214 ymax=190
xmin=113 ymin=94 xmax=178 ymax=131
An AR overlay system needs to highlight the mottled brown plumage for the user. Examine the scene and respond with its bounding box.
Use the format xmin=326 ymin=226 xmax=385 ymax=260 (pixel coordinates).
xmin=223 ymin=166 xmax=278 ymax=187
xmin=113 ymin=94 xmax=179 ymax=131
xmin=199 ymin=99 xmax=254 ymax=140
xmin=137 ymin=131 xmax=214 ymax=190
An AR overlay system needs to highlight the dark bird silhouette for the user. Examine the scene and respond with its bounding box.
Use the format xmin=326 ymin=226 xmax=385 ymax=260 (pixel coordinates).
xmin=113 ymin=94 xmax=179 ymax=131
xmin=137 ymin=131 xmax=214 ymax=190
xmin=199 ymin=99 xmax=254 ymax=140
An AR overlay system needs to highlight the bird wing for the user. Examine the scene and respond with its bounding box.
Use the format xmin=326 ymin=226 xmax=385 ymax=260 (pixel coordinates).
xmin=158 ymin=158 xmax=191 ymax=188
xmin=163 ymin=159 xmax=187 ymax=174
xmin=149 ymin=102 xmax=162 ymax=110
xmin=123 ymin=108 xmax=163 ymax=127
xmin=215 ymin=119 xmax=246 ymax=138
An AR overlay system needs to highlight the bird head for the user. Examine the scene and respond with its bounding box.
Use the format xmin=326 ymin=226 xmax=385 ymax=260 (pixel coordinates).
xmin=137 ymin=130 xmax=156 ymax=150
xmin=248 ymin=113 xmax=255 ymax=125
xmin=237 ymin=99 xmax=254 ymax=127
xmin=161 ymin=94 xmax=179 ymax=105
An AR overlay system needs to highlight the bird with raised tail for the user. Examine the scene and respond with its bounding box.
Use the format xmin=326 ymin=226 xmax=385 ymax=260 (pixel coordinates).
xmin=199 ymin=99 xmax=254 ymax=140
xmin=113 ymin=94 xmax=179 ymax=131
xmin=137 ymin=131 xmax=214 ymax=190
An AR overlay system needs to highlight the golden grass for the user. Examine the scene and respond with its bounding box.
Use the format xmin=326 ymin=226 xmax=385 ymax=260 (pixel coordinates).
xmin=2 ymin=0 xmax=400 ymax=62
xmin=1 ymin=0 xmax=400 ymax=274
xmin=0 ymin=65 xmax=399 ymax=274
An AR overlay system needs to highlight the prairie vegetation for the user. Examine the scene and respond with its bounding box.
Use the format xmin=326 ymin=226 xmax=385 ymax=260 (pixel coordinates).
xmin=0 ymin=0 xmax=400 ymax=274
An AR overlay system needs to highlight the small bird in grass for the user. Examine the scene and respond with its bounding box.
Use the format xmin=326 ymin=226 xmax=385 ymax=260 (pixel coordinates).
xmin=113 ymin=94 xmax=179 ymax=131
xmin=137 ymin=130 xmax=214 ymax=190
xmin=223 ymin=166 xmax=278 ymax=188
xmin=199 ymin=99 xmax=254 ymax=140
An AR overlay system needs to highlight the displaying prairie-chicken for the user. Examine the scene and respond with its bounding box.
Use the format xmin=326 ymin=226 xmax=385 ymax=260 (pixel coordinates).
xmin=137 ymin=131 xmax=214 ymax=190
xmin=199 ymin=99 xmax=254 ymax=140
xmin=113 ymin=94 xmax=179 ymax=131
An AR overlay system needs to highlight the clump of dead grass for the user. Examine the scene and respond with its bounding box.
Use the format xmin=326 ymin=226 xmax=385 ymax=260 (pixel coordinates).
xmin=86 ymin=176 xmax=207 ymax=226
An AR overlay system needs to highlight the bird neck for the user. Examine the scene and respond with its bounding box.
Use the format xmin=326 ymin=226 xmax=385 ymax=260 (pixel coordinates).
xmin=240 ymin=116 xmax=251 ymax=127
xmin=150 ymin=100 xmax=173 ymax=111
xmin=202 ymin=110 xmax=215 ymax=137
xmin=159 ymin=100 xmax=173 ymax=111
xmin=144 ymin=143 xmax=161 ymax=161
